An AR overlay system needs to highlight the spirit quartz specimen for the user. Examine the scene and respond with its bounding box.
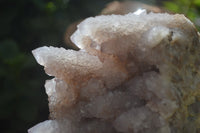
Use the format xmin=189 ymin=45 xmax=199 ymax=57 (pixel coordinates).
xmin=28 ymin=10 xmax=200 ymax=133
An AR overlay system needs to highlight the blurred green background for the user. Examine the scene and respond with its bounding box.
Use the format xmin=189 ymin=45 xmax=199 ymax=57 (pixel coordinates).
xmin=0 ymin=0 xmax=199 ymax=133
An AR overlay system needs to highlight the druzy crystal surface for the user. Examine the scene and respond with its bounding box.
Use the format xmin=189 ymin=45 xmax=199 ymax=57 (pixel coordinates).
xmin=29 ymin=10 xmax=200 ymax=133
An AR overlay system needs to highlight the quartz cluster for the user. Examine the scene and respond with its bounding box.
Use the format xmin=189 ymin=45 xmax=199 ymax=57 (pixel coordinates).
xmin=29 ymin=10 xmax=200 ymax=133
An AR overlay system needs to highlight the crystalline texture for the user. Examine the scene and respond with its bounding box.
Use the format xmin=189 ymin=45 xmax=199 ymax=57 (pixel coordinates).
xmin=29 ymin=10 xmax=200 ymax=133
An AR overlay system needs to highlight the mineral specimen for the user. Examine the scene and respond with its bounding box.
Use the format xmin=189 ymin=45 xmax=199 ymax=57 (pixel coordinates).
xmin=28 ymin=10 xmax=200 ymax=133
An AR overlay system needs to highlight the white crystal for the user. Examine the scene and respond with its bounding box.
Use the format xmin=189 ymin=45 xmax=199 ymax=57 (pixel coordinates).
xmin=28 ymin=120 xmax=59 ymax=133
xmin=30 ymin=10 xmax=200 ymax=133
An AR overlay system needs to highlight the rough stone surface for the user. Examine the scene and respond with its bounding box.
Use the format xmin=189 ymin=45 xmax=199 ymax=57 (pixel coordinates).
xmin=29 ymin=10 xmax=200 ymax=133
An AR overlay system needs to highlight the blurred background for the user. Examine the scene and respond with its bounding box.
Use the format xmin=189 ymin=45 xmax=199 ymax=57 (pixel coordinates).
xmin=0 ymin=0 xmax=200 ymax=132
